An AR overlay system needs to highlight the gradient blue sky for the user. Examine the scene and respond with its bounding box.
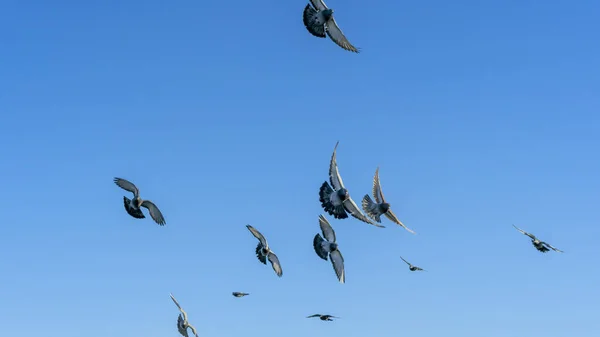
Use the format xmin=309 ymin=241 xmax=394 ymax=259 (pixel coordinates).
xmin=1 ymin=0 xmax=599 ymax=336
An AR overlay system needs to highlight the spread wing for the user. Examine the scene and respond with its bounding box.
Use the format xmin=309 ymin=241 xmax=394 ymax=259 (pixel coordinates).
xmin=372 ymin=167 xmax=384 ymax=203
xmin=400 ymin=256 xmax=410 ymax=266
xmin=140 ymin=200 xmax=166 ymax=225
xmin=542 ymin=241 xmax=564 ymax=253
xmin=267 ymin=251 xmax=283 ymax=277
xmin=512 ymin=224 xmax=536 ymax=240
xmin=384 ymin=209 xmax=415 ymax=234
xmin=187 ymin=323 xmax=199 ymax=337
xmin=310 ymin=0 xmax=328 ymax=11
xmin=318 ymin=214 xmax=336 ymax=242
xmin=307 ymin=314 xmax=321 ymax=318
xmin=343 ymin=197 xmax=384 ymax=227
xmin=330 ymin=250 xmax=345 ymax=283
xmin=326 ymin=18 xmax=359 ymax=53
xmin=246 ymin=225 xmax=268 ymax=247
xmin=114 ymin=177 xmax=139 ymax=197
xmin=328 ymin=141 xmax=345 ymax=190
xmin=170 ymin=293 xmax=187 ymax=321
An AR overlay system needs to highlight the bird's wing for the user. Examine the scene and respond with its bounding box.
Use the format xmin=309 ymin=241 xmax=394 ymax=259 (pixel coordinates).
xmin=318 ymin=214 xmax=336 ymax=242
xmin=372 ymin=167 xmax=384 ymax=203
xmin=326 ymin=18 xmax=359 ymax=53
xmin=140 ymin=200 xmax=166 ymax=225
xmin=187 ymin=323 xmax=199 ymax=337
xmin=329 ymin=141 xmax=345 ymax=190
xmin=170 ymin=293 xmax=187 ymax=321
xmin=344 ymin=197 xmax=384 ymax=227
xmin=330 ymin=249 xmax=345 ymax=283
xmin=400 ymin=256 xmax=410 ymax=266
xmin=267 ymin=251 xmax=283 ymax=277
xmin=307 ymin=314 xmax=321 ymax=318
xmin=113 ymin=177 xmax=139 ymax=197
xmin=542 ymin=242 xmax=564 ymax=253
xmin=512 ymin=224 xmax=536 ymax=240
xmin=384 ymin=209 xmax=415 ymax=234
xmin=310 ymin=0 xmax=328 ymax=11
xmin=246 ymin=225 xmax=268 ymax=247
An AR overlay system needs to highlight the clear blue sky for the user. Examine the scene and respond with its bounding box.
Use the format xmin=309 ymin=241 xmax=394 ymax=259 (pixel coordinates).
xmin=1 ymin=0 xmax=599 ymax=336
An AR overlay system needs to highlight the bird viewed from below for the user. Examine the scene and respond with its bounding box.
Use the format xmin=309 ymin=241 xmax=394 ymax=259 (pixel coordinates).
xmin=232 ymin=292 xmax=250 ymax=297
xmin=302 ymin=0 xmax=359 ymax=53
xmin=362 ymin=167 xmax=415 ymax=234
xmin=512 ymin=224 xmax=564 ymax=253
xmin=307 ymin=314 xmax=340 ymax=321
xmin=246 ymin=225 xmax=283 ymax=277
xmin=319 ymin=142 xmax=383 ymax=227
xmin=113 ymin=177 xmax=166 ymax=225
xmin=400 ymin=256 xmax=425 ymax=272
xmin=169 ymin=293 xmax=199 ymax=337
xmin=313 ymin=214 xmax=345 ymax=283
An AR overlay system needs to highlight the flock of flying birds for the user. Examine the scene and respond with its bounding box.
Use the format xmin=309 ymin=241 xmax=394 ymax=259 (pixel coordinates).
xmin=113 ymin=141 xmax=564 ymax=336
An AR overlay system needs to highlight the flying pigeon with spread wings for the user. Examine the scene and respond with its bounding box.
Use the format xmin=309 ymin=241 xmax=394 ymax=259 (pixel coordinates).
xmin=113 ymin=177 xmax=166 ymax=225
xmin=247 ymin=225 xmax=283 ymax=277
xmin=400 ymin=256 xmax=425 ymax=272
xmin=512 ymin=224 xmax=564 ymax=253
xmin=307 ymin=314 xmax=339 ymax=321
xmin=362 ymin=167 xmax=415 ymax=234
xmin=169 ymin=293 xmax=199 ymax=337
xmin=302 ymin=0 xmax=360 ymax=53
xmin=319 ymin=142 xmax=383 ymax=228
xmin=313 ymin=214 xmax=345 ymax=283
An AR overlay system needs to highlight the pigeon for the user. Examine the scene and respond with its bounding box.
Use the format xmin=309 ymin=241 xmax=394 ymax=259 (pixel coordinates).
xmin=313 ymin=214 xmax=345 ymax=283
xmin=400 ymin=256 xmax=425 ymax=272
xmin=319 ymin=142 xmax=383 ymax=228
xmin=362 ymin=167 xmax=415 ymax=234
xmin=170 ymin=293 xmax=199 ymax=337
xmin=232 ymin=292 xmax=249 ymax=298
xmin=246 ymin=225 xmax=283 ymax=277
xmin=513 ymin=225 xmax=564 ymax=253
xmin=113 ymin=177 xmax=166 ymax=225
xmin=307 ymin=314 xmax=339 ymax=321
xmin=302 ymin=0 xmax=359 ymax=53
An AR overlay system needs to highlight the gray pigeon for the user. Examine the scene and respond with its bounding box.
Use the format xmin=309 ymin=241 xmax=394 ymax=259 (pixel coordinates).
xmin=362 ymin=167 xmax=415 ymax=234
xmin=319 ymin=142 xmax=384 ymax=228
xmin=313 ymin=214 xmax=345 ymax=283
xmin=513 ymin=224 xmax=564 ymax=253
xmin=113 ymin=177 xmax=166 ymax=225
xmin=170 ymin=293 xmax=199 ymax=337
xmin=246 ymin=225 xmax=283 ymax=277
xmin=302 ymin=0 xmax=359 ymax=53
xmin=400 ymin=256 xmax=425 ymax=272
xmin=232 ymin=292 xmax=249 ymax=297
xmin=307 ymin=314 xmax=339 ymax=321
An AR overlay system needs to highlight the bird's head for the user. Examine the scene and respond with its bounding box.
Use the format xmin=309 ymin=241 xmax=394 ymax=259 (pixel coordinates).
xmin=336 ymin=188 xmax=349 ymax=200
xmin=322 ymin=9 xmax=334 ymax=19
xmin=380 ymin=202 xmax=390 ymax=213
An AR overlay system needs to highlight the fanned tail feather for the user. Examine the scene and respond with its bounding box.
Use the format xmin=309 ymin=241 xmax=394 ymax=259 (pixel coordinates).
xmin=123 ymin=196 xmax=145 ymax=219
xmin=303 ymin=4 xmax=326 ymax=38
xmin=319 ymin=182 xmax=348 ymax=219
xmin=313 ymin=234 xmax=329 ymax=260
xmin=255 ymin=243 xmax=267 ymax=264
xmin=361 ymin=194 xmax=381 ymax=222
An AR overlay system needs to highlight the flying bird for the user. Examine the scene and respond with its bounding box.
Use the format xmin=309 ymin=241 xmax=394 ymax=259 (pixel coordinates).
xmin=313 ymin=214 xmax=345 ymax=283
xmin=362 ymin=167 xmax=415 ymax=234
xmin=246 ymin=225 xmax=283 ymax=277
xmin=319 ymin=142 xmax=383 ymax=228
xmin=232 ymin=292 xmax=249 ymax=298
xmin=169 ymin=293 xmax=199 ymax=337
xmin=302 ymin=0 xmax=359 ymax=53
xmin=113 ymin=177 xmax=166 ymax=225
xmin=513 ymin=225 xmax=564 ymax=253
xmin=400 ymin=256 xmax=425 ymax=272
xmin=307 ymin=314 xmax=339 ymax=321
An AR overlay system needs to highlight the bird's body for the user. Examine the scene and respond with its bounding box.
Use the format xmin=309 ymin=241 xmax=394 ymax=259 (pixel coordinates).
xmin=302 ymin=0 xmax=359 ymax=52
xmin=313 ymin=214 xmax=345 ymax=283
xmin=400 ymin=256 xmax=424 ymax=272
xmin=362 ymin=167 xmax=414 ymax=234
xmin=307 ymin=314 xmax=339 ymax=321
xmin=114 ymin=177 xmax=166 ymax=225
xmin=232 ymin=292 xmax=249 ymax=297
xmin=247 ymin=225 xmax=283 ymax=277
xmin=319 ymin=142 xmax=383 ymax=228
xmin=170 ymin=293 xmax=199 ymax=337
xmin=513 ymin=225 xmax=563 ymax=253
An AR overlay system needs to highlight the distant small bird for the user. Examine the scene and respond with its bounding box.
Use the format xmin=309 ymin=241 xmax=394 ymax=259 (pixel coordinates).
xmin=362 ymin=167 xmax=415 ymax=234
xmin=246 ymin=225 xmax=283 ymax=277
xmin=512 ymin=224 xmax=564 ymax=253
xmin=113 ymin=177 xmax=166 ymax=225
xmin=307 ymin=314 xmax=339 ymax=321
xmin=232 ymin=292 xmax=249 ymax=298
xmin=400 ymin=256 xmax=425 ymax=272
xmin=169 ymin=293 xmax=199 ymax=337
xmin=302 ymin=0 xmax=359 ymax=53
xmin=319 ymin=142 xmax=383 ymax=228
xmin=313 ymin=214 xmax=345 ymax=283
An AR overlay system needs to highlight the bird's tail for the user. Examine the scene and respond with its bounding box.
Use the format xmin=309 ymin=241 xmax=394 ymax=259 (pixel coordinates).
xmin=313 ymin=233 xmax=329 ymax=260
xmin=361 ymin=194 xmax=381 ymax=222
xmin=319 ymin=182 xmax=348 ymax=219
xmin=123 ymin=196 xmax=145 ymax=219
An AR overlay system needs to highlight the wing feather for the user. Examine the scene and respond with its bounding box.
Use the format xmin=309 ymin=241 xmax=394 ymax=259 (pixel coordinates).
xmin=267 ymin=251 xmax=283 ymax=277
xmin=326 ymin=18 xmax=359 ymax=53
xmin=512 ymin=224 xmax=536 ymax=240
xmin=384 ymin=209 xmax=415 ymax=234
xmin=343 ymin=197 xmax=384 ymax=227
xmin=310 ymin=0 xmax=328 ymax=11
xmin=330 ymin=250 xmax=345 ymax=283
xmin=141 ymin=200 xmax=166 ymax=225
xmin=246 ymin=225 xmax=268 ymax=247
xmin=170 ymin=293 xmax=187 ymax=321
xmin=114 ymin=177 xmax=139 ymax=197
xmin=329 ymin=141 xmax=345 ymax=190
xmin=318 ymin=214 xmax=336 ymax=242
xmin=372 ymin=167 xmax=384 ymax=203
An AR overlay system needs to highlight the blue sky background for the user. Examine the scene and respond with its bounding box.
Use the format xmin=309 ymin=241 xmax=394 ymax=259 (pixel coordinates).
xmin=1 ymin=0 xmax=599 ymax=336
